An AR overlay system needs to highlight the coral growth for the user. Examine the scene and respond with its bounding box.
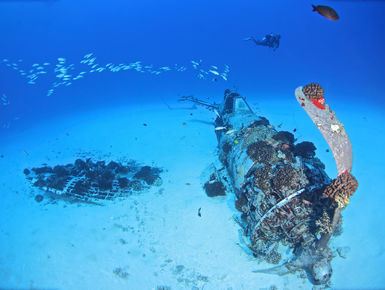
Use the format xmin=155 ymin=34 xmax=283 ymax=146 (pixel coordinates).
xmin=204 ymin=180 xmax=226 ymax=197
xmin=264 ymin=246 xmax=282 ymax=264
xmin=222 ymin=142 xmax=232 ymax=154
xmin=133 ymin=166 xmax=163 ymax=185
xmin=316 ymin=210 xmax=333 ymax=235
xmin=272 ymin=131 xmax=295 ymax=145
xmin=322 ymin=172 xmax=358 ymax=208
xmin=294 ymin=141 xmax=317 ymax=158
xmin=31 ymin=166 xmax=53 ymax=175
xmin=26 ymin=159 xmax=163 ymax=202
xmin=250 ymin=117 xmax=270 ymax=127
xmin=272 ymin=165 xmax=304 ymax=192
xmin=34 ymin=194 xmax=44 ymax=203
xmin=73 ymin=179 xmax=91 ymax=194
xmin=303 ymin=83 xmax=324 ymax=100
xmin=253 ymin=165 xmax=272 ymax=192
xmin=235 ymin=194 xmax=248 ymax=212
xmin=53 ymin=165 xmax=68 ymax=177
xmin=302 ymin=83 xmax=326 ymax=109
xmin=247 ymin=141 xmax=275 ymax=164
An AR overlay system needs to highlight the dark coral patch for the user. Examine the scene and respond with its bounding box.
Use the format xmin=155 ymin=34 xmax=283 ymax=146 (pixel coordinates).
xmin=73 ymin=180 xmax=91 ymax=194
xmin=272 ymin=165 xmax=299 ymax=191
xmin=235 ymin=194 xmax=248 ymax=212
xmin=53 ymin=165 xmax=68 ymax=177
xmin=204 ymin=181 xmax=226 ymax=197
xmin=222 ymin=142 xmax=232 ymax=154
xmin=253 ymin=165 xmax=272 ymax=192
xmin=45 ymin=174 xmax=68 ymax=190
xmin=32 ymin=166 xmax=53 ymax=175
xmin=294 ymin=141 xmax=316 ymax=158
xmin=133 ymin=166 xmax=162 ymax=185
xmin=247 ymin=141 xmax=275 ymax=164
xmin=273 ymin=131 xmax=295 ymax=145
xmin=117 ymin=177 xmax=129 ymax=188
xmin=25 ymin=159 xmax=162 ymax=202
xmin=97 ymin=170 xmax=114 ymax=190
xmin=34 ymin=194 xmax=44 ymax=203
xmin=250 ymin=117 xmax=270 ymax=127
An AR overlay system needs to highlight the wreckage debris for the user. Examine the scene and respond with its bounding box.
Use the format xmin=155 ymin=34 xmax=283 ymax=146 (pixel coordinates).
xmin=185 ymin=87 xmax=357 ymax=285
xmin=24 ymin=158 xmax=163 ymax=203
xmin=295 ymin=84 xmax=353 ymax=175
xmin=204 ymin=180 xmax=226 ymax=197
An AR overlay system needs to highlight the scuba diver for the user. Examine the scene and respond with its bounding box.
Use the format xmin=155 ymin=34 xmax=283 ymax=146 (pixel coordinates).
xmin=244 ymin=33 xmax=281 ymax=51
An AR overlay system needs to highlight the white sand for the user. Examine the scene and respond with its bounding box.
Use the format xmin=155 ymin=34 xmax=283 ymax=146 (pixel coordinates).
xmin=0 ymin=95 xmax=384 ymax=289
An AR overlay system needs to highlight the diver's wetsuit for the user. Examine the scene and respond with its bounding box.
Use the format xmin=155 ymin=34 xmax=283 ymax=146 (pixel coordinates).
xmin=246 ymin=34 xmax=281 ymax=51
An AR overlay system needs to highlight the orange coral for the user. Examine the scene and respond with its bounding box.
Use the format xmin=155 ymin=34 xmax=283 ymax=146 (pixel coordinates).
xmin=322 ymin=172 xmax=358 ymax=208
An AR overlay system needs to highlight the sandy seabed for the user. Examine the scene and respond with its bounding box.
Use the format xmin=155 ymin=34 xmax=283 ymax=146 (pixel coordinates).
xmin=0 ymin=95 xmax=384 ymax=289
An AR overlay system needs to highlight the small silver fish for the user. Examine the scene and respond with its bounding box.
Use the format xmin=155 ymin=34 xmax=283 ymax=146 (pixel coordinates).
xmin=215 ymin=126 xmax=227 ymax=131
xmin=225 ymin=129 xmax=237 ymax=135
xmin=191 ymin=60 xmax=200 ymax=66
xmin=209 ymin=70 xmax=219 ymax=76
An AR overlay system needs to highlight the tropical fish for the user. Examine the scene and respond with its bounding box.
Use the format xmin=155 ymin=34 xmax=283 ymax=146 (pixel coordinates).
xmin=312 ymin=5 xmax=339 ymax=21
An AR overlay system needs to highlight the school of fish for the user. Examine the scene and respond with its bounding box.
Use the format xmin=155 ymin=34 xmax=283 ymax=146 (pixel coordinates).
xmin=1 ymin=54 xmax=230 ymax=98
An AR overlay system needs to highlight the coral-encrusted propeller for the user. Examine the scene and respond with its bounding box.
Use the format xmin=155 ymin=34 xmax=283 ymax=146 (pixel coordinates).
xmin=295 ymin=84 xmax=353 ymax=176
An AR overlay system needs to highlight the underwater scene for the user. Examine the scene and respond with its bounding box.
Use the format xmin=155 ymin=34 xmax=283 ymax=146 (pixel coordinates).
xmin=1 ymin=0 xmax=385 ymax=289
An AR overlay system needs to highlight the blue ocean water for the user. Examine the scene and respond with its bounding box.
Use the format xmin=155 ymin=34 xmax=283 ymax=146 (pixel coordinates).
xmin=1 ymin=0 xmax=385 ymax=289
xmin=1 ymin=0 xmax=384 ymax=133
